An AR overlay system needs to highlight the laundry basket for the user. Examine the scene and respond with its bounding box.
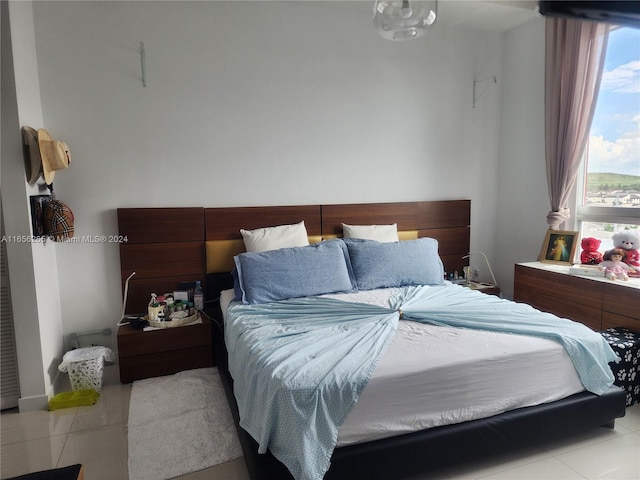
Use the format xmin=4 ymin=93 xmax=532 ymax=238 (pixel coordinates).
xmin=59 ymin=346 xmax=115 ymax=392
xmin=67 ymin=356 xmax=105 ymax=391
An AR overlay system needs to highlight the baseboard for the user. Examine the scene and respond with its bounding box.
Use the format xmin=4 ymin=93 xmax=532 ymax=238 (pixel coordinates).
xmin=18 ymin=394 xmax=48 ymax=412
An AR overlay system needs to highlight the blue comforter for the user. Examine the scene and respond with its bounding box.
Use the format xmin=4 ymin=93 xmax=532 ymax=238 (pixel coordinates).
xmin=225 ymin=284 xmax=616 ymax=480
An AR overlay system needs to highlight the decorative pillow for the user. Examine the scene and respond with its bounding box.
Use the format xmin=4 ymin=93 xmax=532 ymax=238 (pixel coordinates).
xmin=231 ymin=267 xmax=243 ymax=302
xmin=240 ymin=221 xmax=309 ymax=253
xmin=233 ymin=239 xmax=357 ymax=304
xmin=344 ymin=237 xmax=444 ymax=290
xmin=342 ymin=223 xmax=398 ymax=242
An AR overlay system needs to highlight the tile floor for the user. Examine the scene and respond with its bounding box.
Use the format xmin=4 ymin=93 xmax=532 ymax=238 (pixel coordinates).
xmin=2 ymin=383 xmax=639 ymax=480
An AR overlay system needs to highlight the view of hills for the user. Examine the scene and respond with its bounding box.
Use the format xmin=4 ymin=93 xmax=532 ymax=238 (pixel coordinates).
xmin=586 ymin=172 xmax=640 ymax=192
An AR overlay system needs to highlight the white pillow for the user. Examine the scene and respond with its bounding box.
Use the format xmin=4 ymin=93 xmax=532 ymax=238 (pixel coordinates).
xmin=241 ymin=221 xmax=309 ymax=253
xmin=342 ymin=223 xmax=399 ymax=243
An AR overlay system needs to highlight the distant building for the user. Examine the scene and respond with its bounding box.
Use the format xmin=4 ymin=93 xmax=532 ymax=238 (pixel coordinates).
xmin=585 ymin=190 xmax=640 ymax=207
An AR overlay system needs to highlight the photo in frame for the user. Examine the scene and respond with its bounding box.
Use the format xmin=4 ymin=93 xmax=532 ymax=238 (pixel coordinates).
xmin=539 ymin=230 xmax=579 ymax=265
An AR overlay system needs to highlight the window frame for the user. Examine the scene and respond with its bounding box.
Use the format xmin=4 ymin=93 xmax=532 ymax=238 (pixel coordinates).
xmin=573 ymin=25 xmax=639 ymax=234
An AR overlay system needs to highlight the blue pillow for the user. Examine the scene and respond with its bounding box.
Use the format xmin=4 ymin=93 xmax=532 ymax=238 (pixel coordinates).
xmin=231 ymin=267 xmax=243 ymax=302
xmin=233 ymin=239 xmax=357 ymax=304
xmin=344 ymin=237 xmax=444 ymax=290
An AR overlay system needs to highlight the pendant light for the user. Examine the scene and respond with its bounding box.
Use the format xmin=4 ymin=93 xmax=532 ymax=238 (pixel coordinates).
xmin=373 ymin=0 xmax=437 ymax=41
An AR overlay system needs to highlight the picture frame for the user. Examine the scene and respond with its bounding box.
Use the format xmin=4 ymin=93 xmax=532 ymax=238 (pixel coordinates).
xmin=539 ymin=229 xmax=579 ymax=265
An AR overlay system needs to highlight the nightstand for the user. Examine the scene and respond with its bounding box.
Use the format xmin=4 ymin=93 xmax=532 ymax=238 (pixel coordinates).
xmin=117 ymin=317 xmax=214 ymax=383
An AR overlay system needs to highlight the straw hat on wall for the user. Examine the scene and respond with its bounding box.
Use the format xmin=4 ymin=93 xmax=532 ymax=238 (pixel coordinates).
xmin=37 ymin=128 xmax=70 ymax=185
xmin=21 ymin=126 xmax=43 ymax=184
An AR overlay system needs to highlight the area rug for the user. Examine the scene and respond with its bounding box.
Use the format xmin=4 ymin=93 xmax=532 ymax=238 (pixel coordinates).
xmin=127 ymin=367 xmax=242 ymax=480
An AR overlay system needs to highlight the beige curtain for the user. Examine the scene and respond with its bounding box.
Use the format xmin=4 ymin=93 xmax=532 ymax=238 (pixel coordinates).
xmin=544 ymin=17 xmax=609 ymax=229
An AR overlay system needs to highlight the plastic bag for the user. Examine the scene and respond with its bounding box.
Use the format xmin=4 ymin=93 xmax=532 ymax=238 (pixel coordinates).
xmin=58 ymin=346 xmax=115 ymax=372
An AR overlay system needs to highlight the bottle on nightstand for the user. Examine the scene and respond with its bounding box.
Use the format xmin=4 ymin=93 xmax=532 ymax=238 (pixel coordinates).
xmin=194 ymin=281 xmax=204 ymax=311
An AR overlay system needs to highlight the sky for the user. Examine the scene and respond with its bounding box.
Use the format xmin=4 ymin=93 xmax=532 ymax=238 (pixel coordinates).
xmin=587 ymin=26 xmax=640 ymax=177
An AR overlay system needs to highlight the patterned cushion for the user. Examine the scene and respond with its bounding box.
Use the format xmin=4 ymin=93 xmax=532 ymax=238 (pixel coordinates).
xmin=600 ymin=327 xmax=640 ymax=407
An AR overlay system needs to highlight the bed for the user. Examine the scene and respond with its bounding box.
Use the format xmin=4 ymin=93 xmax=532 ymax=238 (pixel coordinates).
xmin=117 ymin=200 xmax=626 ymax=480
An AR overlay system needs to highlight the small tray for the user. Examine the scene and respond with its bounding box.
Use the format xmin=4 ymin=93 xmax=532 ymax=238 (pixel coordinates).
xmin=145 ymin=312 xmax=201 ymax=329
xmin=49 ymin=389 xmax=100 ymax=410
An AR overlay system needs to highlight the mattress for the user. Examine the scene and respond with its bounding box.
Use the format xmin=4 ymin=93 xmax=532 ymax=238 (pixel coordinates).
xmin=219 ymin=287 xmax=585 ymax=447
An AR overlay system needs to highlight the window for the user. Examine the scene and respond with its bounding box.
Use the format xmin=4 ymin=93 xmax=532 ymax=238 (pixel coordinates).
xmin=576 ymin=26 xmax=640 ymax=252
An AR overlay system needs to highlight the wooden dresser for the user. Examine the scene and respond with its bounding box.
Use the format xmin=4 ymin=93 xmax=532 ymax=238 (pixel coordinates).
xmin=514 ymin=262 xmax=640 ymax=332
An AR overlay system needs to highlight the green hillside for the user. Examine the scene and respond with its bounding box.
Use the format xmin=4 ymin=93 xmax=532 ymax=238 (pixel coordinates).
xmin=587 ymin=172 xmax=640 ymax=191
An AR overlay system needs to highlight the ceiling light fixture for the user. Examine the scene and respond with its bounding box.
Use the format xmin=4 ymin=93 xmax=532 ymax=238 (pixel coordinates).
xmin=373 ymin=0 xmax=437 ymax=41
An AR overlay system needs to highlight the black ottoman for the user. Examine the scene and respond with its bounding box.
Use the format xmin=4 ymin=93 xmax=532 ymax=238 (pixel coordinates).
xmin=600 ymin=327 xmax=640 ymax=407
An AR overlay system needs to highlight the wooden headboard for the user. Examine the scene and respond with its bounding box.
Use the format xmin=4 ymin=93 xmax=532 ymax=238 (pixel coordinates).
xmin=117 ymin=208 xmax=206 ymax=315
xmin=117 ymin=200 xmax=470 ymax=314
xmin=320 ymin=201 xmax=470 ymax=275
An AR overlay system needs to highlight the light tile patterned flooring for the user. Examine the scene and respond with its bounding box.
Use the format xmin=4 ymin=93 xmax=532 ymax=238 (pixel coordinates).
xmin=2 ymin=379 xmax=639 ymax=480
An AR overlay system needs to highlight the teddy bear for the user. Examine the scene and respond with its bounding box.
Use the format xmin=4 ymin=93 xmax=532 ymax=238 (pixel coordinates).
xmin=599 ymin=248 xmax=635 ymax=281
xmin=580 ymin=237 xmax=603 ymax=265
xmin=611 ymin=230 xmax=640 ymax=273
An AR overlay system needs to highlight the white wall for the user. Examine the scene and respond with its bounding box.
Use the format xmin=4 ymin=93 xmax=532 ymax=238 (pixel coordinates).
xmin=495 ymin=16 xmax=547 ymax=299
xmin=6 ymin=1 xmax=550 ymax=391
xmin=3 ymin=0 xmax=64 ymax=410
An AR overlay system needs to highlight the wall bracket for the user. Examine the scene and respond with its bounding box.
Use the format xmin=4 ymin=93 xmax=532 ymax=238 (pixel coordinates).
xmin=140 ymin=41 xmax=147 ymax=87
xmin=473 ymin=75 xmax=497 ymax=108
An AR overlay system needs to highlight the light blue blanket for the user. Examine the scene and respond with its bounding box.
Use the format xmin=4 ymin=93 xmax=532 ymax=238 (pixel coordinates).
xmin=391 ymin=285 xmax=616 ymax=395
xmin=225 ymin=284 xmax=616 ymax=480
xmin=225 ymin=297 xmax=399 ymax=480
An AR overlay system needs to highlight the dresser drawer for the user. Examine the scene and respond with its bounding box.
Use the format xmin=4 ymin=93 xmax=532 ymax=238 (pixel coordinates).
xmin=117 ymin=318 xmax=214 ymax=383
xmin=603 ymin=283 xmax=640 ymax=321
xmin=514 ymin=265 xmax=602 ymax=309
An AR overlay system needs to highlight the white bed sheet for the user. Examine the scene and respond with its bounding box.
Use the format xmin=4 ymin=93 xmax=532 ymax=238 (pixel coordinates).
xmin=219 ymin=288 xmax=585 ymax=447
